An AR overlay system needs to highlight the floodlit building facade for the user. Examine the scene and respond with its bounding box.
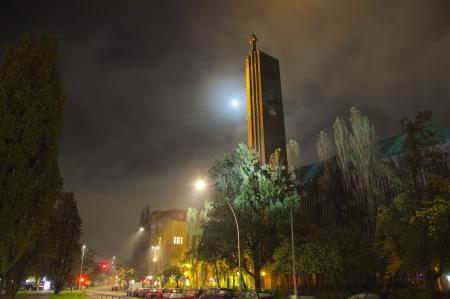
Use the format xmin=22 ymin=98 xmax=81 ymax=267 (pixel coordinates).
xmin=149 ymin=209 xmax=187 ymax=275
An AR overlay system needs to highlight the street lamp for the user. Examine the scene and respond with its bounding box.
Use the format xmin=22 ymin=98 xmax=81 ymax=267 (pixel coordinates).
xmin=139 ymin=227 xmax=144 ymax=232
xmin=151 ymin=246 xmax=160 ymax=275
xmin=78 ymin=244 xmax=86 ymax=289
xmin=194 ymin=179 xmax=206 ymax=191
xmin=194 ymin=180 xmax=242 ymax=292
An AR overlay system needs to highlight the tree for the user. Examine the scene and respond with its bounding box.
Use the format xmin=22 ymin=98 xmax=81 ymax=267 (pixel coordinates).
xmin=202 ymin=144 xmax=300 ymax=290
xmin=117 ymin=265 xmax=134 ymax=288
xmin=198 ymin=211 xmax=235 ymax=288
xmin=162 ymin=266 xmax=182 ymax=288
xmin=286 ymin=140 xmax=303 ymax=175
xmin=46 ymin=192 xmax=82 ymax=294
xmin=271 ymin=227 xmax=374 ymax=294
xmin=333 ymin=107 xmax=382 ymax=236
xmin=376 ymin=111 xmax=450 ymax=297
xmin=185 ymin=205 xmax=209 ymax=287
xmin=316 ymin=131 xmax=333 ymax=178
xmin=0 ymin=33 xmax=67 ymax=298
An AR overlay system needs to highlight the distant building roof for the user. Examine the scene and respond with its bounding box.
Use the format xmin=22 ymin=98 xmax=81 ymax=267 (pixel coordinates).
xmin=151 ymin=209 xmax=187 ymax=221
xmin=299 ymin=122 xmax=450 ymax=183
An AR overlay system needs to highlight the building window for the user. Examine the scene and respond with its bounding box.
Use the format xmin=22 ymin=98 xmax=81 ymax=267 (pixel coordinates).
xmin=173 ymin=236 xmax=183 ymax=245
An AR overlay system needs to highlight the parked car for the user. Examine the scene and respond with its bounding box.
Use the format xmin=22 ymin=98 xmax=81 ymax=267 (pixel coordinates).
xmin=133 ymin=288 xmax=143 ymax=297
xmin=237 ymin=291 xmax=273 ymax=299
xmin=162 ymin=289 xmax=173 ymax=299
xmin=138 ymin=288 xmax=153 ymax=298
xmin=348 ymin=292 xmax=406 ymax=299
xmin=182 ymin=289 xmax=205 ymax=299
xmin=201 ymin=288 xmax=235 ymax=299
xmin=128 ymin=282 xmax=143 ymax=296
xmin=155 ymin=288 xmax=172 ymax=299
xmin=146 ymin=288 xmax=160 ymax=299
xmin=168 ymin=289 xmax=183 ymax=299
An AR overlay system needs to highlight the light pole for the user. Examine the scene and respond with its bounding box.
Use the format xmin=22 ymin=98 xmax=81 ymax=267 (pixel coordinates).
xmin=194 ymin=179 xmax=242 ymax=292
xmin=224 ymin=198 xmax=242 ymax=292
xmin=290 ymin=207 xmax=297 ymax=297
xmin=151 ymin=246 xmax=159 ymax=276
xmin=79 ymin=245 xmax=86 ymax=289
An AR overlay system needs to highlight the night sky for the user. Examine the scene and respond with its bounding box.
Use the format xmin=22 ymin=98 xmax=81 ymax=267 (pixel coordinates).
xmin=1 ymin=0 xmax=450 ymax=260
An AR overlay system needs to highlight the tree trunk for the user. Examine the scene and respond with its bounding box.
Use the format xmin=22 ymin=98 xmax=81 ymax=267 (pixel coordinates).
xmin=213 ymin=262 xmax=220 ymax=288
xmin=254 ymin=261 xmax=261 ymax=291
xmin=54 ymin=280 xmax=63 ymax=295
xmin=424 ymin=267 xmax=437 ymax=298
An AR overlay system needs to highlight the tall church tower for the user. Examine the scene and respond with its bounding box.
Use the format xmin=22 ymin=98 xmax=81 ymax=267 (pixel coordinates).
xmin=246 ymin=34 xmax=287 ymax=165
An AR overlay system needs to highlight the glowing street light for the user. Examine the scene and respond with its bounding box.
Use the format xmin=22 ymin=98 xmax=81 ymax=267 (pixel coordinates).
xmin=139 ymin=227 xmax=144 ymax=232
xmin=231 ymin=98 xmax=239 ymax=108
xmin=78 ymin=245 xmax=86 ymax=289
xmin=194 ymin=179 xmax=206 ymax=191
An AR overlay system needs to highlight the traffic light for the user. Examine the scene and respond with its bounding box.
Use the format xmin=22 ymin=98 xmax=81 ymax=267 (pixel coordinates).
xmin=99 ymin=262 xmax=109 ymax=271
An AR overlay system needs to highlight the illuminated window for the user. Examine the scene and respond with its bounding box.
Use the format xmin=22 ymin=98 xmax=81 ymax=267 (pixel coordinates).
xmin=173 ymin=236 xmax=183 ymax=245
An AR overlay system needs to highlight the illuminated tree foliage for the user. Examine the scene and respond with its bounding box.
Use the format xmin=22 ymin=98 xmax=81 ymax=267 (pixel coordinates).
xmin=286 ymin=139 xmax=302 ymax=176
xmin=316 ymin=130 xmax=334 ymax=180
xmin=0 ymin=33 xmax=66 ymax=298
xmin=333 ymin=107 xmax=382 ymax=235
xmin=185 ymin=205 xmax=209 ymax=287
xmin=162 ymin=265 xmax=182 ymax=288
xmin=375 ymin=111 xmax=450 ymax=297
xmin=200 ymin=144 xmax=300 ymax=290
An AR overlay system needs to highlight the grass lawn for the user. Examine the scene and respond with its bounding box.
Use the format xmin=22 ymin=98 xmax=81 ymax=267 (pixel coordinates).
xmin=16 ymin=290 xmax=88 ymax=299
xmin=51 ymin=290 xmax=87 ymax=299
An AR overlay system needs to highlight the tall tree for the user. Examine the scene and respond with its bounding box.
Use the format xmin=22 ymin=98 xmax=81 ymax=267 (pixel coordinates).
xmin=185 ymin=205 xmax=209 ymax=287
xmin=0 ymin=33 xmax=66 ymax=298
xmin=47 ymin=192 xmax=82 ymax=294
xmin=316 ymin=130 xmax=333 ymax=178
xmin=333 ymin=107 xmax=382 ymax=236
xmin=286 ymin=139 xmax=302 ymax=176
xmin=202 ymin=144 xmax=300 ymax=290
xmin=376 ymin=111 xmax=450 ymax=297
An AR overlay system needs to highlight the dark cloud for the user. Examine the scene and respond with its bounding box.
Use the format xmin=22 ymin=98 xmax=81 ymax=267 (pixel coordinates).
xmin=1 ymin=0 xmax=449 ymax=259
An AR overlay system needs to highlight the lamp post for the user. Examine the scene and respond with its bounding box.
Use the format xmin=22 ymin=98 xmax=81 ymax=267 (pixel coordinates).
xmin=194 ymin=179 xmax=242 ymax=292
xmin=290 ymin=207 xmax=297 ymax=297
xmin=78 ymin=245 xmax=86 ymax=289
xmin=151 ymin=246 xmax=159 ymax=276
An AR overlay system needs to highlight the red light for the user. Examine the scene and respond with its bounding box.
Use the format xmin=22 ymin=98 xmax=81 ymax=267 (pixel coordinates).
xmin=80 ymin=277 xmax=85 ymax=282
xmin=99 ymin=262 xmax=109 ymax=271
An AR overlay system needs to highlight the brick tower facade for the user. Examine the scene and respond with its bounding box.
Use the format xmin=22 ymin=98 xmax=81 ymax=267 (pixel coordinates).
xmin=245 ymin=34 xmax=287 ymax=164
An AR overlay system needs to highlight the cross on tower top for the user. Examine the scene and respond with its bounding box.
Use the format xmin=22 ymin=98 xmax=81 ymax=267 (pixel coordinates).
xmin=249 ymin=34 xmax=257 ymax=52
